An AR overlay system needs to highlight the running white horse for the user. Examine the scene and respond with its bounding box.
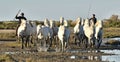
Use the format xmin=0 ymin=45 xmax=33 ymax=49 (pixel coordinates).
xmin=37 ymin=18 xmax=53 ymax=47
xmin=83 ymin=19 xmax=95 ymax=48
xmin=37 ymin=24 xmax=51 ymax=47
xmin=58 ymin=17 xmax=70 ymax=51
xmin=73 ymin=17 xmax=82 ymax=45
xmin=17 ymin=19 xmax=37 ymax=49
xmin=95 ymin=20 xmax=103 ymax=48
xmin=49 ymin=20 xmax=58 ymax=45
xmin=73 ymin=18 xmax=85 ymax=46
xmin=44 ymin=19 xmax=53 ymax=47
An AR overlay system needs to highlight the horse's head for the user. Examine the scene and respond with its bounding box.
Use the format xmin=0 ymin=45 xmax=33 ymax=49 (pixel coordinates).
xmin=84 ymin=19 xmax=90 ymax=26
xmin=44 ymin=18 xmax=50 ymax=27
xmin=64 ymin=20 xmax=68 ymax=27
xmin=76 ymin=17 xmax=81 ymax=25
xmin=50 ymin=20 xmax=55 ymax=28
xmin=81 ymin=19 xmax=85 ymax=26
xmin=89 ymin=19 xmax=94 ymax=27
xmin=60 ymin=17 xmax=64 ymax=25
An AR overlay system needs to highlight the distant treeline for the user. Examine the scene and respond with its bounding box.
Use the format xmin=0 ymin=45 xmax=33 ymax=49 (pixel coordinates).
xmin=0 ymin=15 xmax=120 ymax=29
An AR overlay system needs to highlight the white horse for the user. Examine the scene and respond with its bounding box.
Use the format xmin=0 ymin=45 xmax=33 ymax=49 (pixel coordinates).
xmin=73 ymin=18 xmax=85 ymax=46
xmin=17 ymin=19 xmax=37 ymax=49
xmin=58 ymin=26 xmax=70 ymax=52
xmin=37 ymin=24 xmax=52 ymax=47
xmin=74 ymin=17 xmax=81 ymax=45
xmin=44 ymin=19 xmax=53 ymax=47
xmin=49 ymin=20 xmax=58 ymax=45
xmin=83 ymin=19 xmax=95 ymax=48
xmin=37 ymin=19 xmax=53 ymax=47
xmin=95 ymin=20 xmax=103 ymax=48
xmin=58 ymin=17 xmax=70 ymax=51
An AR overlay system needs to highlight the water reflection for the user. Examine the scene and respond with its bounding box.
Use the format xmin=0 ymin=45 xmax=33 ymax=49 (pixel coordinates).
xmin=69 ymin=54 xmax=120 ymax=62
xmin=102 ymin=55 xmax=120 ymax=62
xmin=68 ymin=49 xmax=120 ymax=62
xmin=88 ymin=56 xmax=101 ymax=61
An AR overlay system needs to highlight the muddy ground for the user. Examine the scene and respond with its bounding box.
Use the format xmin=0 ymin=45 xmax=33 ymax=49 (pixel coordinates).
xmin=0 ymin=40 xmax=120 ymax=62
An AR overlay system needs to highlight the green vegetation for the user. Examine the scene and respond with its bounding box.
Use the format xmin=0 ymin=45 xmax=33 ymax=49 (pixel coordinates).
xmin=0 ymin=21 xmax=18 ymax=29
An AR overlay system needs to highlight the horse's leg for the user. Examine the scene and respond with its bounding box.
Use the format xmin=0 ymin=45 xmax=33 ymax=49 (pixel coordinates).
xmin=54 ymin=36 xmax=57 ymax=46
xmin=25 ymin=36 xmax=28 ymax=48
xmin=97 ymin=37 xmax=102 ymax=48
xmin=91 ymin=38 xmax=95 ymax=48
xmin=78 ymin=35 xmax=82 ymax=47
xmin=21 ymin=37 xmax=24 ymax=49
xmin=25 ymin=37 xmax=27 ymax=48
xmin=65 ymin=37 xmax=69 ymax=49
xmin=84 ymin=37 xmax=88 ymax=48
xmin=50 ymin=38 xmax=52 ymax=47
xmin=88 ymin=38 xmax=92 ymax=48
xmin=93 ymin=37 xmax=96 ymax=47
xmin=74 ymin=34 xmax=77 ymax=45
xmin=61 ymin=40 xmax=64 ymax=52
xmin=34 ymin=35 xmax=37 ymax=46
xmin=30 ymin=35 xmax=33 ymax=44
xmin=27 ymin=36 xmax=30 ymax=47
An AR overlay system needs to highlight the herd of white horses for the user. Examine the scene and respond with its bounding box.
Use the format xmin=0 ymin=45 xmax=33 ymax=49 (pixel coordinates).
xmin=17 ymin=17 xmax=103 ymax=51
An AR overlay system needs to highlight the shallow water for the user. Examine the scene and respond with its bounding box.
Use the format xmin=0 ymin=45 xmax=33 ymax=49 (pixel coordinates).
xmin=101 ymin=50 xmax=120 ymax=62
xmin=68 ymin=49 xmax=120 ymax=62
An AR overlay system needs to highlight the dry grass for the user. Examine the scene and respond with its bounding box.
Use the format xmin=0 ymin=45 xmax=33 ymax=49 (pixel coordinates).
xmin=103 ymin=27 xmax=120 ymax=38
xmin=0 ymin=27 xmax=120 ymax=40
xmin=0 ymin=54 xmax=15 ymax=62
xmin=0 ymin=42 xmax=21 ymax=49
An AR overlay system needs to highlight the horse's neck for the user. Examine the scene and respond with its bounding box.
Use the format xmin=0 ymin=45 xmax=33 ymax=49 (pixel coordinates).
xmin=44 ymin=22 xmax=49 ymax=27
xmin=84 ymin=21 xmax=89 ymax=27
xmin=20 ymin=19 xmax=26 ymax=26
xmin=96 ymin=21 xmax=103 ymax=28
xmin=21 ymin=19 xmax=27 ymax=23
xmin=75 ymin=23 xmax=80 ymax=29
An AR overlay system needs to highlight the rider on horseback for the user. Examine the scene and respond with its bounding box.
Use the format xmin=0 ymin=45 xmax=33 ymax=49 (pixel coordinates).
xmin=15 ymin=12 xmax=33 ymax=36
xmin=16 ymin=12 xmax=27 ymax=24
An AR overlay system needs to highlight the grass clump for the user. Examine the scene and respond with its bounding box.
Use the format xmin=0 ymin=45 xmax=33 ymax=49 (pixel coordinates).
xmin=0 ymin=33 xmax=16 ymax=39
xmin=0 ymin=54 xmax=15 ymax=62
xmin=103 ymin=28 xmax=120 ymax=38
